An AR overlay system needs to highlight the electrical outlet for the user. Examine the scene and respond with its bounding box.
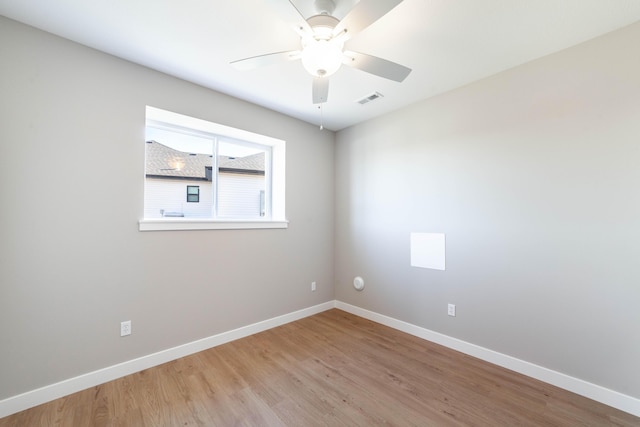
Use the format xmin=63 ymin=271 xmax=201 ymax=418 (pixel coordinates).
xmin=120 ymin=320 xmax=131 ymax=337
xmin=447 ymin=304 xmax=456 ymax=317
xmin=311 ymin=281 xmax=317 ymax=291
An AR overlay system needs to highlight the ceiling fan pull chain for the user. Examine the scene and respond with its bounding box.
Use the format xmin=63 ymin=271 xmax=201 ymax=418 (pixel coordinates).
xmin=319 ymin=104 xmax=324 ymax=130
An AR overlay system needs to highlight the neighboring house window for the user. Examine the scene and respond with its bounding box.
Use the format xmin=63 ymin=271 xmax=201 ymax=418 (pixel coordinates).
xmin=141 ymin=106 xmax=286 ymax=231
xmin=187 ymin=186 xmax=200 ymax=203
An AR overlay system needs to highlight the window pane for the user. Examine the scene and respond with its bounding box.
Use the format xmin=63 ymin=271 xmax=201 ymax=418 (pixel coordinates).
xmin=144 ymin=128 xmax=213 ymax=218
xmin=217 ymin=140 xmax=267 ymax=219
xmin=187 ymin=185 xmax=200 ymax=203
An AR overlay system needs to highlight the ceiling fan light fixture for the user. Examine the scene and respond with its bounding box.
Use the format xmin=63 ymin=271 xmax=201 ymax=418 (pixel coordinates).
xmin=232 ymin=0 xmax=411 ymax=105
xmin=301 ymin=39 xmax=343 ymax=77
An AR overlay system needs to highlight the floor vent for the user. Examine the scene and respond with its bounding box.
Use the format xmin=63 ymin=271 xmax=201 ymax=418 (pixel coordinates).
xmin=357 ymin=91 xmax=384 ymax=105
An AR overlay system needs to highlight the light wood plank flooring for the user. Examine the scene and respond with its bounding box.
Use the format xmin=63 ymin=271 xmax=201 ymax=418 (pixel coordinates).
xmin=1 ymin=309 xmax=638 ymax=426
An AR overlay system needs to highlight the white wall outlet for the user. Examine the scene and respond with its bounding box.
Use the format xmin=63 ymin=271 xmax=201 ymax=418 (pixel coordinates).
xmin=447 ymin=304 xmax=456 ymax=317
xmin=311 ymin=281 xmax=317 ymax=291
xmin=120 ymin=320 xmax=131 ymax=336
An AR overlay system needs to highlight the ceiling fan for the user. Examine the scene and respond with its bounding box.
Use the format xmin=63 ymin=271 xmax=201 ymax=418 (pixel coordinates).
xmin=231 ymin=0 xmax=411 ymax=104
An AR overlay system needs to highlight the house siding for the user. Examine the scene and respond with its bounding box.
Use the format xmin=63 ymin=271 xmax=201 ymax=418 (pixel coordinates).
xmin=144 ymin=178 xmax=214 ymax=218
xmin=144 ymin=173 xmax=265 ymax=218
xmin=218 ymin=173 xmax=265 ymax=218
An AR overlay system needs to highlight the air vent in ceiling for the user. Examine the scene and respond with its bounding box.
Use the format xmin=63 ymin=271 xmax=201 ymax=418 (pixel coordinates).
xmin=357 ymin=92 xmax=384 ymax=105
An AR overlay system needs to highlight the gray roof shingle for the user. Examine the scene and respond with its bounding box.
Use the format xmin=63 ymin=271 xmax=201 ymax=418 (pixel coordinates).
xmin=145 ymin=140 xmax=264 ymax=179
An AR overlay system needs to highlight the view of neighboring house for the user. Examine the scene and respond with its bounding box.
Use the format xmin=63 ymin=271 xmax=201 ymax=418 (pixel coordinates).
xmin=144 ymin=140 xmax=265 ymax=219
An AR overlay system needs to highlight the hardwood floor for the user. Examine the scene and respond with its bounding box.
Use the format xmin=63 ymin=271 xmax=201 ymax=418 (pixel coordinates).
xmin=1 ymin=309 xmax=638 ymax=426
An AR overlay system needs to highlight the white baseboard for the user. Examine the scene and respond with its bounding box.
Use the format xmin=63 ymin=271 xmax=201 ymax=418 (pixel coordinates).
xmin=3 ymin=300 xmax=638 ymax=419
xmin=0 ymin=301 xmax=334 ymax=419
xmin=335 ymin=300 xmax=640 ymax=418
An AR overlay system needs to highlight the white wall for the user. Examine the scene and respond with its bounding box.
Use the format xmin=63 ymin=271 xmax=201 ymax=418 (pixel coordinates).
xmin=0 ymin=16 xmax=334 ymax=401
xmin=335 ymin=22 xmax=640 ymax=400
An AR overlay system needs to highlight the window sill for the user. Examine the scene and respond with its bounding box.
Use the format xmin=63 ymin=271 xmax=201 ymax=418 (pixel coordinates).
xmin=139 ymin=218 xmax=289 ymax=231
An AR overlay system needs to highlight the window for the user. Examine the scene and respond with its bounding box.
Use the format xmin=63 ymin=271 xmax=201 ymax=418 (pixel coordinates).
xmin=140 ymin=106 xmax=287 ymax=231
xmin=186 ymin=186 xmax=200 ymax=203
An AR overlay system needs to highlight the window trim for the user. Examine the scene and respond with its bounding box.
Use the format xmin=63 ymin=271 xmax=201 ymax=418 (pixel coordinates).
xmin=139 ymin=218 xmax=288 ymax=231
xmin=140 ymin=106 xmax=287 ymax=231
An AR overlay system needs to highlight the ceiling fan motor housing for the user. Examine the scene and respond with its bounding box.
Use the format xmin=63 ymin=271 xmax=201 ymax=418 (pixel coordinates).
xmin=306 ymin=14 xmax=339 ymax=40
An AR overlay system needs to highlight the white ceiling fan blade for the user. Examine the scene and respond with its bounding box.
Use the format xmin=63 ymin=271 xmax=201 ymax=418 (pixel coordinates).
xmin=231 ymin=50 xmax=301 ymax=71
xmin=333 ymin=0 xmax=404 ymax=40
xmin=266 ymin=0 xmax=312 ymax=36
xmin=312 ymin=77 xmax=329 ymax=104
xmin=343 ymin=51 xmax=411 ymax=82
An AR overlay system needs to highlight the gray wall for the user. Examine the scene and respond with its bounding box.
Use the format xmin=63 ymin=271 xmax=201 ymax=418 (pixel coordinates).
xmin=0 ymin=17 xmax=334 ymax=400
xmin=335 ymin=22 xmax=640 ymax=399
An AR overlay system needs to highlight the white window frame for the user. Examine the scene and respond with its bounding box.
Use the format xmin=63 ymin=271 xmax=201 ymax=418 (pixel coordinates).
xmin=139 ymin=106 xmax=287 ymax=231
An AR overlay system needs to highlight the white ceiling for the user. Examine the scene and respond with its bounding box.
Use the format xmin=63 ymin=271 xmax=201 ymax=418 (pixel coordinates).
xmin=1 ymin=0 xmax=639 ymax=131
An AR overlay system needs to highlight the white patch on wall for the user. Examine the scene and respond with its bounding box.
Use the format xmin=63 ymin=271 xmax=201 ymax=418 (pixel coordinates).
xmin=410 ymin=233 xmax=446 ymax=270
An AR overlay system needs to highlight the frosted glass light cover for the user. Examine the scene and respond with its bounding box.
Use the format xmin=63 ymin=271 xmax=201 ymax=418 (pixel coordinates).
xmin=301 ymin=39 xmax=343 ymax=77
